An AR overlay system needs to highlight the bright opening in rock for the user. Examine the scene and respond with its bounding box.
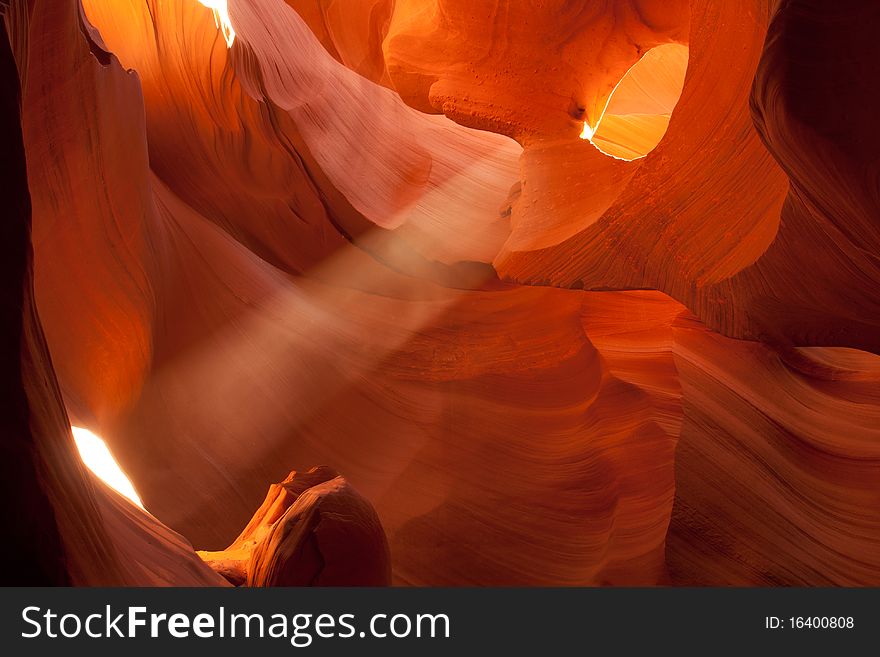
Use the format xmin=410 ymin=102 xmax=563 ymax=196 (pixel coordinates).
xmin=72 ymin=426 xmax=145 ymax=509
xmin=581 ymin=43 xmax=689 ymax=161
xmin=197 ymin=0 xmax=235 ymax=47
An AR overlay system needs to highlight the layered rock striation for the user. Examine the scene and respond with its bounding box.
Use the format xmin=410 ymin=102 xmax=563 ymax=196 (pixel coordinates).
xmin=3 ymin=0 xmax=878 ymax=585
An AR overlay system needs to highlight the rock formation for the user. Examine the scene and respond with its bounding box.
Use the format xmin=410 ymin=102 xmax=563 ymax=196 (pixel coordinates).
xmin=3 ymin=0 xmax=879 ymax=586
xmin=199 ymin=466 xmax=391 ymax=586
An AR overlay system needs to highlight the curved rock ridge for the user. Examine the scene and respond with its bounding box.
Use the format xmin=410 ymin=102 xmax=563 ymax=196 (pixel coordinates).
xmin=284 ymin=0 xmax=880 ymax=353
xmin=669 ymin=323 xmax=880 ymax=585
xmin=495 ymin=0 xmax=880 ymax=354
xmin=3 ymin=0 xmax=224 ymax=585
xmin=199 ymin=466 xmax=391 ymax=586
xmin=6 ymin=0 xmax=880 ymax=586
xmin=282 ymin=1 xmax=689 ymax=143
xmin=381 ymin=0 xmax=689 ymax=143
xmin=82 ymin=0 xmax=522 ymax=273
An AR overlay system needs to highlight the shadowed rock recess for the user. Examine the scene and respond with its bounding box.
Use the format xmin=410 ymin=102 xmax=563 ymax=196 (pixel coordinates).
xmin=2 ymin=0 xmax=878 ymax=585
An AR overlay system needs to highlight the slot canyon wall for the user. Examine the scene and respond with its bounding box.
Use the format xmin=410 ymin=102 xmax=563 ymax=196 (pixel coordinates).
xmin=2 ymin=0 xmax=879 ymax=585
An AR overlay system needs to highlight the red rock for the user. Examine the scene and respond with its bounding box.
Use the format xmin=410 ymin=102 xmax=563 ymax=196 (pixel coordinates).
xmin=200 ymin=466 xmax=391 ymax=586
xmin=4 ymin=0 xmax=879 ymax=587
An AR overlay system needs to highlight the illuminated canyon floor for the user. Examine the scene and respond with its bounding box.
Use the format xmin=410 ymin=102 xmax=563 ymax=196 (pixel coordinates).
xmin=2 ymin=0 xmax=879 ymax=586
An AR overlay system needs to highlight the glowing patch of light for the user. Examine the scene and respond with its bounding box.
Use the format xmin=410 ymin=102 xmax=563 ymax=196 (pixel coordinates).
xmin=197 ymin=0 xmax=235 ymax=48
xmin=72 ymin=426 xmax=145 ymax=509
xmin=580 ymin=121 xmax=596 ymax=140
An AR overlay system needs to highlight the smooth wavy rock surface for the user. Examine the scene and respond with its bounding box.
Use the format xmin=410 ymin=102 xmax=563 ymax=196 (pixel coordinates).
xmin=5 ymin=0 xmax=879 ymax=585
